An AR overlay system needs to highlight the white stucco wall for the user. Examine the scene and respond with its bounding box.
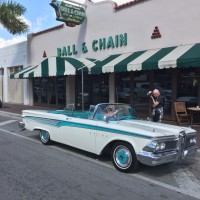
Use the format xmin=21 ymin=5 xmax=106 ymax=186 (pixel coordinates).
xmin=0 ymin=41 xmax=29 ymax=104
xmin=27 ymin=0 xmax=200 ymax=65
xmin=3 ymin=0 xmax=199 ymax=106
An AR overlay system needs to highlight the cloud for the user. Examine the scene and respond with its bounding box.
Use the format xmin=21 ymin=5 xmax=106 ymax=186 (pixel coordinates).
xmin=0 ymin=14 xmax=50 ymax=48
xmin=31 ymin=15 xmax=50 ymax=33
xmin=0 ymin=35 xmax=27 ymax=48
xmin=0 ymin=15 xmax=30 ymax=48
xmin=18 ymin=15 xmax=32 ymax=28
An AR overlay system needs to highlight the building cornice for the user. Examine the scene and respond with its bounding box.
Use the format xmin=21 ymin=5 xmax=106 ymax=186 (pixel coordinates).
xmin=32 ymin=24 xmax=64 ymax=37
xmin=114 ymin=0 xmax=147 ymax=11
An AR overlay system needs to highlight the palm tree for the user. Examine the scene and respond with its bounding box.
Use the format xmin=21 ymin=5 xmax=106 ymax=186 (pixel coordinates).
xmin=0 ymin=0 xmax=29 ymax=34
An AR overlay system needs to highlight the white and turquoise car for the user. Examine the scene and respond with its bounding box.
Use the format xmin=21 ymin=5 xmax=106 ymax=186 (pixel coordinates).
xmin=19 ymin=103 xmax=198 ymax=173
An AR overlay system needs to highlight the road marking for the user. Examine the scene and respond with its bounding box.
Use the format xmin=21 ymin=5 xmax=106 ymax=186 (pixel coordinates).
xmin=0 ymin=128 xmax=41 ymax=144
xmin=132 ymin=173 xmax=200 ymax=199
xmin=170 ymin=167 xmax=200 ymax=199
xmin=0 ymin=111 xmax=21 ymax=119
xmin=0 ymin=127 xmax=200 ymax=199
xmin=0 ymin=120 xmax=18 ymax=126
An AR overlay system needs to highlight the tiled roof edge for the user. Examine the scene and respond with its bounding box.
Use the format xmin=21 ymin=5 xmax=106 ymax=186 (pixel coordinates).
xmin=114 ymin=0 xmax=146 ymax=11
xmin=32 ymin=24 xmax=64 ymax=37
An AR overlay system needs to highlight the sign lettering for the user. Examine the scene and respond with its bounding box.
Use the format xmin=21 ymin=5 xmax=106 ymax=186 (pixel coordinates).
xmin=57 ymin=33 xmax=127 ymax=56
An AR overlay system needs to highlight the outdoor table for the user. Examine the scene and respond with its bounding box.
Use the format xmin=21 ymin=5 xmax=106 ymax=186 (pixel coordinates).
xmin=187 ymin=107 xmax=200 ymax=125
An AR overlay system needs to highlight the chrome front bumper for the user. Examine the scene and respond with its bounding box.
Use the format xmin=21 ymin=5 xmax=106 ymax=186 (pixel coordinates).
xmin=137 ymin=146 xmax=198 ymax=166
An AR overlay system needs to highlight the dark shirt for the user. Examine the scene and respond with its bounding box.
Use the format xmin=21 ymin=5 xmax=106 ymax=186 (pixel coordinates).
xmin=153 ymin=95 xmax=164 ymax=109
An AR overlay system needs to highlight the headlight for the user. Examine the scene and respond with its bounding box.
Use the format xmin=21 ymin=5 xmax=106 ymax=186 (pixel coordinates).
xmin=189 ymin=137 xmax=197 ymax=144
xmin=155 ymin=142 xmax=166 ymax=151
xmin=143 ymin=141 xmax=166 ymax=152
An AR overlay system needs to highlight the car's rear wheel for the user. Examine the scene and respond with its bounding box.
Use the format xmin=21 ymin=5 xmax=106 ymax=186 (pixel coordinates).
xmin=111 ymin=142 xmax=139 ymax=173
xmin=40 ymin=130 xmax=51 ymax=145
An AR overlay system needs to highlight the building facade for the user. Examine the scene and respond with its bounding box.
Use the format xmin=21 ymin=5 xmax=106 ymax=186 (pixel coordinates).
xmin=0 ymin=41 xmax=29 ymax=105
xmin=11 ymin=0 xmax=200 ymax=121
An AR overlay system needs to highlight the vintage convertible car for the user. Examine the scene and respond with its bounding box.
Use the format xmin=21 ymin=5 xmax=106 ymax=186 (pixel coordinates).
xmin=19 ymin=103 xmax=198 ymax=173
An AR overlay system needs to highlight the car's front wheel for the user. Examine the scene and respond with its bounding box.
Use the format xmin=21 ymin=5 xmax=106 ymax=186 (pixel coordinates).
xmin=40 ymin=130 xmax=51 ymax=145
xmin=111 ymin=142 xmax=139 ymax=173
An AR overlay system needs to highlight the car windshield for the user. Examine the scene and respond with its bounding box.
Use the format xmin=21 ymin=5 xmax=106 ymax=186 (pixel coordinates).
xmin=93 ymin=103 xmax=134 ymax=121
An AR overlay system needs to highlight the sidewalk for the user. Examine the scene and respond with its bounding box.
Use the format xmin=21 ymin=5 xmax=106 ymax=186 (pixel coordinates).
xmin=0 ymin=102 xmax=200 ymax=148
xmin=0 ymin=103 xmax=52 ymax=116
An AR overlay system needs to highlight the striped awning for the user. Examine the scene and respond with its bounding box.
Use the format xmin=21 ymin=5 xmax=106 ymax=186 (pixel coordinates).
xmin=10 ymin=43 xmax=200 ymax=78
xmin=90 ymin=43 xmax=200 ymax=74
xmin=10 ymin=65 xmax=38 ymax=79
xmin=10 ymin=56 xmax=96 ymax=79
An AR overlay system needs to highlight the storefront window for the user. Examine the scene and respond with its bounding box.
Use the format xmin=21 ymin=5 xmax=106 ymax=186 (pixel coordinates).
xmin=41 ymin=79 xmax=48 ymax=104
xmin=76 ymin=74 xmax=90 ymax=109
xmin=33 ymin=79 xmax=41 ymax=104
xmin=101 ymin=74 xmax=109 ymax=103
xmin=133 ymin=72 xmax=150 ymax=116
xmin=33 ymin=77 xmax=66 ymax=107
xmin=154 ymin=70 xmax=172 ymax=116
xmin=76 ymin=74 xmax=109 ymax=109
xmin=177 ymin=69 xmax=198 ymax=107
xmin=93 ymin=75 xmax=101 ymax=104
xmin=57 ymin=77 xmax=66 ymax=106
xmin=49 ymin=78 xmax=56 ymax=105
xmin=92 ymin=74 xmax=109 ymax=105
xmin=115 ymin=72 xmax=130 ymax=104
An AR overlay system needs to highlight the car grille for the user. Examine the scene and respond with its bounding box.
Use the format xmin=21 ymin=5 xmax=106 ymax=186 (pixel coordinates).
xmin=165 ymin=140 xmax=178 ymax=150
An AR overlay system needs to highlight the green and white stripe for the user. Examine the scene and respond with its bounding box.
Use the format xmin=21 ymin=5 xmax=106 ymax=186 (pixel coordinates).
xmin=10 ymin=43 xmax=200 ymax=79
xmin=95 ymin=43 xmax=200 ymax=73
xmin=10 ymin=56 xmax=96 ymax=79
xmin=10 ymin=65 xmax=37 ymax=79
xmin=158 ymin=44 xmax=195 ymax=69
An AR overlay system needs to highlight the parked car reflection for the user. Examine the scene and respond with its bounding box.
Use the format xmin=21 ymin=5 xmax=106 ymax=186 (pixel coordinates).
xmin=134 ymin=83 xmax=172 ymax=101
xmin=176 ymin=96 xmax=198 ymax=106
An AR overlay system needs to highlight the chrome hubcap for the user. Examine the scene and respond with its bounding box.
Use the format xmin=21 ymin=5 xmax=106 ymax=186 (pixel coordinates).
xmin=41 ymin=130 xmax=49 ymax=143
xmin=114 ymin=145 xmax=132 ymax=169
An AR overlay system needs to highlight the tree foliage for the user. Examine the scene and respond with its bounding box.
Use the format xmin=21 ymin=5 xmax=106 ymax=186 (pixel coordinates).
xmin=0 ymin=0 xmax=29 ymax=34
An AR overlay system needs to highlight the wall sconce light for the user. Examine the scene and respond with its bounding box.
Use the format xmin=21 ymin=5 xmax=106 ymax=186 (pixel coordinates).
xmin=43 ymin=51 xmax=47 ymax=58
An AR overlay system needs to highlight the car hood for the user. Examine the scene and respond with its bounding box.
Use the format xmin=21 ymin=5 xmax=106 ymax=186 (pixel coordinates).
xmin=113 ymin=119 xmax=195 ymax=138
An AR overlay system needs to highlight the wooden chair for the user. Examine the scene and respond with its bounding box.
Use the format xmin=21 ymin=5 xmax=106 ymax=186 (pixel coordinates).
xmin=174 ymin=102 xmax=191 ymax=126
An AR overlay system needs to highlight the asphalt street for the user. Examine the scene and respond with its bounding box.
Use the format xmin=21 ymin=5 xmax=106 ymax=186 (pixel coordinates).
xmin=0 ymin=113 xmax=200 ymax=200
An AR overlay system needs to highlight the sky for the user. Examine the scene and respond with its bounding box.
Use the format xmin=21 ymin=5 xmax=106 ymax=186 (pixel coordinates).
xmin=0 ymin=0 xmax=129 ymax=48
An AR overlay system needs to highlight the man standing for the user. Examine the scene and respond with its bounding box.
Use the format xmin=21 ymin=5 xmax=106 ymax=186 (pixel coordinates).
xmin=148 ymin=89 xmax=164 ymax=122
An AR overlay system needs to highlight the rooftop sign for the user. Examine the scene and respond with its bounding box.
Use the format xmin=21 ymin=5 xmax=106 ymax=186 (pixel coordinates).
xmin=50 ymin=0 xmax=86 ymax=27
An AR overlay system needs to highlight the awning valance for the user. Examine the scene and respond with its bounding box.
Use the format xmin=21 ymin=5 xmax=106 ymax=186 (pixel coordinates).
xmin=91 ymin=43 xmax=200 ymax=74
xmin=10 ymin=57 xmax=96 ymax=79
